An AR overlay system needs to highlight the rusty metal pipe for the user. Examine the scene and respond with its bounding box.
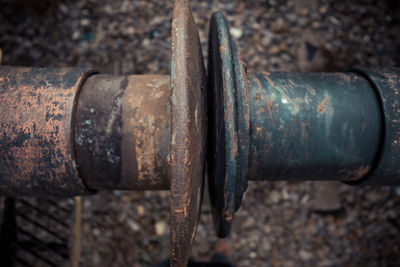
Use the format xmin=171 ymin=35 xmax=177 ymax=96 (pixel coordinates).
xmin=0 ymin=67 xmax=171 ymax=195
xmin=75 ymin=74 xmax=171 ymax=191
xmin=0 ymin=67 xmax=93 ymax=196
xmin=1 ymin=5 xmax=400 ymax=265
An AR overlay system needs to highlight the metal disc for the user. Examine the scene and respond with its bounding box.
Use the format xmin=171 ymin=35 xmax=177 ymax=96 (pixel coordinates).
xmin=170 ymin=0 xmax=207 ymax=266
xmin=207 ymin=12 xmax=249 ymax=238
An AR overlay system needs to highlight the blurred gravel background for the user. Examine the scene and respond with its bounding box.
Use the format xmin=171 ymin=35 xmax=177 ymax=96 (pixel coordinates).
xmin=1 ymin=0 xmax=400 ymax=266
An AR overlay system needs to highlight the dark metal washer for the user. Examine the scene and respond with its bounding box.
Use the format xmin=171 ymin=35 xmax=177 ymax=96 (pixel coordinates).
xmin=207 ymin=12 xmax=249 ymax=238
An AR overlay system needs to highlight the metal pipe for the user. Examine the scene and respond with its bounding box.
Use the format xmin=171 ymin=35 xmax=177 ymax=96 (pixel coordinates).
xmin=352 ymin=68 xmax=400 ymax=185
xmin=205 ymin=11 xmax=400 ymax=238
xmin=247 ymin=72 xmax=382 ymax=182
xmin=0 ymin=67 xmax=171 ymax=196
xmin=75 ymin=74 xmax=171 ymax=191
xmin=1 ymin=6 xmax=400 ymax=265
xmin=0 ymin=67 xmax=93 ymax=196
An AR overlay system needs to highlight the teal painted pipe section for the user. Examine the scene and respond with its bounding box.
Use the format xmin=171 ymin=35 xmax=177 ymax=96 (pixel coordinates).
xmin=247 ymin=72 xmax=382 ymax=182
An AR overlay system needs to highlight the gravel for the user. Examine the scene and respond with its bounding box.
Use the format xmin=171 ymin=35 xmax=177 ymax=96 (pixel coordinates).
xmin=1 ymin=0 xmax=400 ymax=266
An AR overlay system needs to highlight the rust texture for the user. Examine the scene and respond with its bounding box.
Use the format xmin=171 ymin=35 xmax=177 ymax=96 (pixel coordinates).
xmin=0 ymin=67 xmax=93 ymax=196
xmin=170 ymin=0 xmax=207 ymax=266
xmin=75 ymin=74 xmax=171 ymax=191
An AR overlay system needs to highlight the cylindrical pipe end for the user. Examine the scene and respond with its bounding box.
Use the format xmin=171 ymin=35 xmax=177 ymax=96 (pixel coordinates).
xmin=75 ymin=74 xmax=171 ymax=191
xmin=247 ymin=72 xmax=383 ymax=182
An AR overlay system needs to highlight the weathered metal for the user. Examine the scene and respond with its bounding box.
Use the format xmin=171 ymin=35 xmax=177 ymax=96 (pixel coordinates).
xmin=170 ymin=0 xmax=207 ymax=266
xmin=207 ymin=12 xmax=249 ymax=238
xmin=1 ymin=6 xmax=400 ymax=267
xmin=75 ymin=74 xmax=171 ymax=191
xmin=0 ymin=69 xmax=172 ymax=194
xmin=205 ymin=11 xmax=399 ymax=238
xmin=247 ymin=72 xmax=382 ymax=182
xmin=0 ymin=67 xmax=94 ymax=196
xmin=352 ymin=68 xmax=400 ymax=185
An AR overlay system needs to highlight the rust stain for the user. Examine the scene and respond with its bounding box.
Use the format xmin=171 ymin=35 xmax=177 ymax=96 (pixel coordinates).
xmin=317 ymin=96 xmax=329 ymax=113
xmin=224 ymin=209 xmax=233 ymax=222
xmin=342 ymin=165 xmax=372 ymax=182
xmin=266 ymin=98 xmax=275 ymax=124
xmin=300 ymin=121 xmax=310 ymax=140
xmin=300 ymin=122 xmax=306 ymax=138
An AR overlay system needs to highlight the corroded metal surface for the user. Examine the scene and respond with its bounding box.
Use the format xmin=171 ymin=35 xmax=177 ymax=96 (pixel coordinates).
xmin=353 ymin=68 xmax=400 ymax=185
xmin=0 ymin=67 xmax=94 ymax=196
xmin=1 ymin=9 xmax=400 ymax=265
xmin=170 ymin=0 xmax=207 ymax=265
xmin=231 ymin=40 xmax=249 ymax=212
xmin=207 ymin=12 xmax=249 ymax=238
xmin=247 ymin=72 xmax=382 ymax=182
xmin=75 ymin=74 xmax=171 ymax=191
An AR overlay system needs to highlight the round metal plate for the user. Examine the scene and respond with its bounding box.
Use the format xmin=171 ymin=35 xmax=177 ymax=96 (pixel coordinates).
xmin=207 ymin=12 xmax=249 ymax=238
xmin=170 ymin=0 xmax=207 ymax=266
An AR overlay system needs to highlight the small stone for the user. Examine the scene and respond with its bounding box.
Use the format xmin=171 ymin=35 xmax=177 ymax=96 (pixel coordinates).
xmin=263 ymin=224 xmax=272 ymax=234
xmin=366 ymin=190 xmax=381 ymax=202
xmin=127 ymin=219 xmax=140 ymax=232
xmin=142 ymin=39 xmax=151 ymax=46
xmin=329 ymin=16 xmax=341 ymax=26
xmin=249 ymin=252 xmax=257 ymax=259
xmin=137 ymin=205 xmax=145 ymax=216
xmin=261 ymin=31 xmax=273 ymax=46
xmin=298 ymin=8 xmax=309 ymax=16
xmin=124 ymin=26 xmax=135 ymax=36
xmin=104 ymin=5 xmax=113 ymax=15
xmin=299 ymin=249 xmax=312 ymax=261
xmin=271 ymin=18 xmax=287 ymax=32
xmin=269 ymin=190 xmax=280 ymax=203
xmin=282 ymin=188 xmax=289 ymax=200
xmin=300 ymin=194 xmax=310 ymax=204
xmin=230 ymin=27 xmax=243 ymax=40
xmin=58 ymin=4 xmax=69 ymax=14
xmin=93 ymin=228 xmax=100 ymax=236
xmin=155 ymin=221 xmax=167 ymax=236
xmin=261 ymin=237 xmax=271 ymax=252
xmin=286 ymin=13 xmax=297 ymax=23
xmin=72 ymin=31 xmax=81 ymax=40
xmin=319 ymin=5 xmax=329 ymax=15
xmin=80 ymin=19 xmax=91 ymax=27
xmin=267 ymin=45 xmax=280 ymax=55
xmin=242 ymin=216 xmax=256 ymax=229
xmin=313 ymin=181 xmax=341 ymax=212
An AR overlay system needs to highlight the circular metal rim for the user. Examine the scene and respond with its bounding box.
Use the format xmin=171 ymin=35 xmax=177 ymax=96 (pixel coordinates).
xmin=170 ymin=0 xmax=207 ymax=266
xmin=231 ymin=40 xmax=250 ymax=211
xmin=207 ymin=12 xmax=249 ymax=238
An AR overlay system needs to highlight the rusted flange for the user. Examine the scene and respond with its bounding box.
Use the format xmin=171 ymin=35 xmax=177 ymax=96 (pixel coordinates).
xmin=170 ymin=0 xmax=207 ymax=266
xmin=207 ymin=12 xmax=249 ymax=238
